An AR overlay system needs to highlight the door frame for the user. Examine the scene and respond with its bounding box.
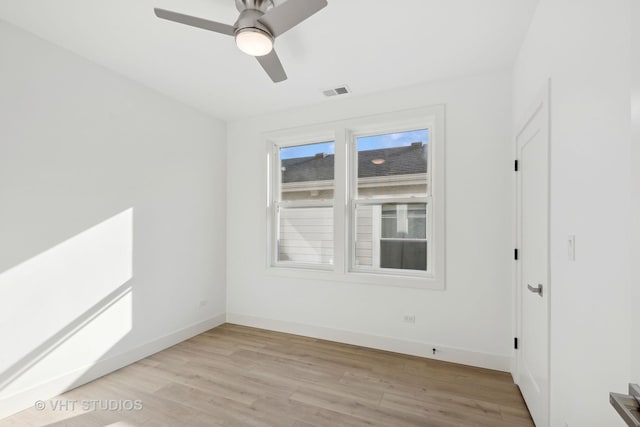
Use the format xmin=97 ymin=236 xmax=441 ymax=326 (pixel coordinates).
xmin=514 ymin=79 xmax=551 ymax=426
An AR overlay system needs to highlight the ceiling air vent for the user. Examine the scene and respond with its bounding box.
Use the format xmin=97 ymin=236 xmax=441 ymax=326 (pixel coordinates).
xmin=323 ymin=85 xmax=351 ymax=97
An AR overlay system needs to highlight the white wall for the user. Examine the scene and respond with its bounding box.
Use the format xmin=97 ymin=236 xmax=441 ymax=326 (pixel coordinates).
xmin=514 ymin=1 xmax=632 ymax=426
xmin=0 ymin=21 xmax=227 ymax=417
xmin=227 ymin=70 xmax=514 ymax=370
xmin=632 ymin=0 xmax=640 ymax=386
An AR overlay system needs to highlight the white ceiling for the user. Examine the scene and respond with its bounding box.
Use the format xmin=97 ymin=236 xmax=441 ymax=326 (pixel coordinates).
xmin=0 ymin=0 xmax=538 ymax=121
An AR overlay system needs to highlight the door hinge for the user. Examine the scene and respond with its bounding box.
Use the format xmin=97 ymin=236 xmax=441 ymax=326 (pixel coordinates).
xmin=514 ymin=159 xmax=519 ymax=171
xmin=514 ymin=249 xmax=519 ymax=260
xmin=514 ymin=337 xmax=519 ymax=349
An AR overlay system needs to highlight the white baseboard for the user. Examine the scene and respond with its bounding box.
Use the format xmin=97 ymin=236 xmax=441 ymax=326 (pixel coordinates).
xmin=0 ymin=313 xmax=226 ymax=420
xmin=510 ymin=355 xmax=518 ymax=384
xmin=227 ymin=313 xmax=510 ymax=372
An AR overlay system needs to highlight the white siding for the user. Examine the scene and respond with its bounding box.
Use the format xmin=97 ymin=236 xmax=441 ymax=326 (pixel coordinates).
xmin=278 ymin=207 xmax=333 ymax=264
xmin=355 ymin=206 xmax=374 ymax=266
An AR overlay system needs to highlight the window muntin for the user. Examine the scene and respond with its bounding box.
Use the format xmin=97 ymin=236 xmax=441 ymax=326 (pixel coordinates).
xmin=351 ymin=129 xmax=431 ymax=274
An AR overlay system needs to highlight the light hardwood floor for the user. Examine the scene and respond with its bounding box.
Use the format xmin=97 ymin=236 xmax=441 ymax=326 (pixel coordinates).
xmin=1 ymin=324 xmax=534 ymax=427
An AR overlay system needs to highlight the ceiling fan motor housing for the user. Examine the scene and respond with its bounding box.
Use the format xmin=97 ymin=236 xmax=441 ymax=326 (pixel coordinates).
xmin=235 ymin=0 xmax=274 ymax=14
xmin=235 ymin=8 xmax=274 ymax=39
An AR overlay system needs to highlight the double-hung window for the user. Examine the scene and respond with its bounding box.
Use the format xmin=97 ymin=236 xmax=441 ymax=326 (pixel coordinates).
xmin=351 ymin=129 xmax=430 ymax=274
xmin=267 ymin=106 xmax=445 ymax=288
xmin=271 ymin=136 xmax=336 ymax=269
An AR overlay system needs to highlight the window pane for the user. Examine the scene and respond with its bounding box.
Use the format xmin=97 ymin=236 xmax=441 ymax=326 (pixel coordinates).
xmin=380 ymin=241 xmax=427 ymax=271
xmin=278 ymin=207 xmax=333 ymax=265
xmin=354 ymin=203 xmax=427 ymax=272
xmin=280 ymin=141 xmax=335 ymax=201
xmin=356 ymin=129 xmax=428 ymax=199
xmin=381 ymin=204 xmax=426 ymax=239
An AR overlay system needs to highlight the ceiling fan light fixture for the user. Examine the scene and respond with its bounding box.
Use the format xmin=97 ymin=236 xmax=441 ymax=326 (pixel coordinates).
xmin=235 ymin=28 xmax=273 ymax=56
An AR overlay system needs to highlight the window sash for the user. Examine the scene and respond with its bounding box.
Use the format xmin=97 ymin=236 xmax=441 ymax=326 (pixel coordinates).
xmin=350 ymin=199 xmax=432 ymax=276
xmin=350 ymin=128 xmax=432 ymax=200
xmin=272 ymin=132 xmax=336 ymax=202
xmin=351 ymin=196 xmax=428 ymax=206
xmin=277 ymin=200 xmax=335 ymax=209
xmin=270 ymin=134 xmax=337 ymax=269
xmin=379 ymin=238 xmax=428 ymax=242
xmin=347 ymin=124 xmax=432 ymax=275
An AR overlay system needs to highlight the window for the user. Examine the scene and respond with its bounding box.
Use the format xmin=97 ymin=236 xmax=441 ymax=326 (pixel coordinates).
xmin=275 ymin=141 xmax=335 ymax=268
xmin=352 ymin=130 xmax=430 ymax=274
xmin=267 ymin=106 xmax=445 ymax=288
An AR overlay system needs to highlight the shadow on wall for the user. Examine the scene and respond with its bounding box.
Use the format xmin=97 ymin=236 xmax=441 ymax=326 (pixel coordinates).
xmin=0 ymin=208 xmax=134 ymax=411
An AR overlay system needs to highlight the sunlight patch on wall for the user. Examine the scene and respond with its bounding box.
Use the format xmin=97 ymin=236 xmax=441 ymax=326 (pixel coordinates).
xmin=0 ymin=208 xmax=134 ymax=397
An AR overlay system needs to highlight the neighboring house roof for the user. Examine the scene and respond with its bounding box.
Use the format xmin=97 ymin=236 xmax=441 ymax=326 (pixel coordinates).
xmin=282 ymin=142 xmax=427 ymax=183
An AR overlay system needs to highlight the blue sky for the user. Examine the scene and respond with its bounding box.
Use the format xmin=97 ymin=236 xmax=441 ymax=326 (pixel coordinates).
xmin=280 ymin=129 xmax=429 ymax=160
xmin=357 ymin=129 xmax=428 ymax=151
xmin=281 ymin=141 xmax=335 ymax=160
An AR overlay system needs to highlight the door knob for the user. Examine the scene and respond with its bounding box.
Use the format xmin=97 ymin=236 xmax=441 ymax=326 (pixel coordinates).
xmin=527 ymin=284 xmax=543 ymax=297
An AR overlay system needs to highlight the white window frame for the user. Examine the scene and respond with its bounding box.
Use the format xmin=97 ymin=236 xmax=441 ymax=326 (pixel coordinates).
xmin=348 ymin=123 xmax=432 ymax=278
xmin=268 ymin=128 xmax=336 ymax=271
xmin=265 ymin=105 xmax=445 ymax=290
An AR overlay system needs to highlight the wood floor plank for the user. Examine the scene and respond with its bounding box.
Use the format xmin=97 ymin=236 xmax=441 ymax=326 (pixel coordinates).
xmin=290 ymin=386 xmax=446 ymax=427
xmin=0 ymin=323 xmax=533 ymax=427
xmin=380 ymin=391 xmax=503 ymax=427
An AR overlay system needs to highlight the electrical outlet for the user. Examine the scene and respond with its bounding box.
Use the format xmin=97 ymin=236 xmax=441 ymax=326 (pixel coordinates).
xmin=403 ymin=315 xmax=416 ymax=324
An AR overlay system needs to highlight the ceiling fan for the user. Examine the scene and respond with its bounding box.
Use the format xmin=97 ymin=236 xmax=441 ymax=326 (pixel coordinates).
xmin=154 ymin=0 xmax=328 ymax=83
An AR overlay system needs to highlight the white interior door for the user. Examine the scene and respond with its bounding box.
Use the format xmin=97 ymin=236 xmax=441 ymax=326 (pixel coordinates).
xmin=516 ymin=83 xmax=550 ymax=427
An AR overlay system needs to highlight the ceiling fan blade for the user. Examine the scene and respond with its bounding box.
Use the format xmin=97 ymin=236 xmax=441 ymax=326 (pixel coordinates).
xmin=256 ymin=50 xmax=288 ymax=83
xmin=257 ymin=0 xmax=327 ymax=37
xmin=154 ymin=8 xmax=235 ymax=36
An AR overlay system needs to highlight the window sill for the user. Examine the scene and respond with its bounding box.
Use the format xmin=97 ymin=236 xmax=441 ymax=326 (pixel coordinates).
xmin=265 ymin=266 xmax=445 ymax=290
